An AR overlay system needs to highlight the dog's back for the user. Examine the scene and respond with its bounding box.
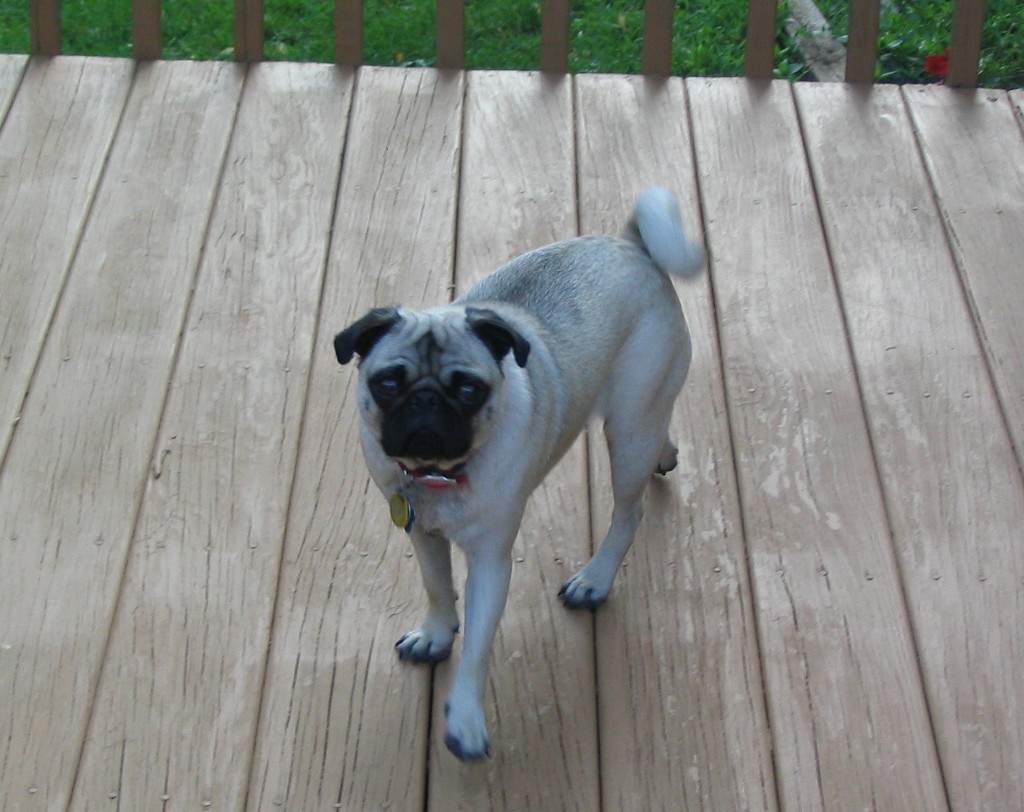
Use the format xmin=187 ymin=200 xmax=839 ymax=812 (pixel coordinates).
xmin=456 ymin=188 xmax=703 ymax=466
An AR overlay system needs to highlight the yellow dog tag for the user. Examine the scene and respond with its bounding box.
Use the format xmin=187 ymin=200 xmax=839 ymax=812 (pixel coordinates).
xmin=389 ymin=491 xmax=415 ymax=532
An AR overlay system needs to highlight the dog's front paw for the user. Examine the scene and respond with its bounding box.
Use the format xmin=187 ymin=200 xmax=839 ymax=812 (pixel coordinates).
xmin=444 ymin=700 xmax=491 ymax=761
xmin=395 ymin=619 xmax=458 ymax=664
xmin=558 ymin=568 xmax=612 ymax=611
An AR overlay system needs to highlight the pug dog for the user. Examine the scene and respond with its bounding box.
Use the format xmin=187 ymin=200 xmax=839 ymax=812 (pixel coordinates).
xmin=334 ymin=187 xmax=705 ymax=761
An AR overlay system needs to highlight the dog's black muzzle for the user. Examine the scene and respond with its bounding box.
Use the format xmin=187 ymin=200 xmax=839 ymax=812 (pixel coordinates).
xmin=380 ymin=388 xmax=473 ymax=462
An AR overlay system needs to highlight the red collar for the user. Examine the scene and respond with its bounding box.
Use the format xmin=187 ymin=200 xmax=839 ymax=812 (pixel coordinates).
xmin=398 ymin=462 xmax=469 ymax=490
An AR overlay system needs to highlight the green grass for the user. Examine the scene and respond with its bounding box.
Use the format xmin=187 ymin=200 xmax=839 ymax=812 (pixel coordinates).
xmin=0 ymin=0 xmax=1021 ymax=87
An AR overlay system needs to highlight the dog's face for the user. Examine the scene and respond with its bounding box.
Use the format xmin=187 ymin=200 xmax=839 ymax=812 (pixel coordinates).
xmin=335 ymin=306 xmax=530 ymax=469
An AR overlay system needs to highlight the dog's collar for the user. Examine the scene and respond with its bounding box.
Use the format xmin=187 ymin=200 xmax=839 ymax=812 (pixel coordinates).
xmin=398 ymin=461 xmax=469 ymax=490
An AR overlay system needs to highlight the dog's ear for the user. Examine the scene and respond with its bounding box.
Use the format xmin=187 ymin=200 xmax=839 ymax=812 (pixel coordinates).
xmin=334 ymin=306 xmax=402 ymax=365
xmin=465 ymin=307 xmax=531 ymax=368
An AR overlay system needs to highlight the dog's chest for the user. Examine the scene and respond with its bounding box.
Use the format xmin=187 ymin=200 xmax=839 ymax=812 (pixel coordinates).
xmin=386 ymin=481 xmax=475 ymax=539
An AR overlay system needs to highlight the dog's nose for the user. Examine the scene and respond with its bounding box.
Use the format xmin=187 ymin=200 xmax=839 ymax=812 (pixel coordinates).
xmin=403 ymin=428 xmax=446 ymax=459
xmin=406 ymin=389 xmax=441 ymax=414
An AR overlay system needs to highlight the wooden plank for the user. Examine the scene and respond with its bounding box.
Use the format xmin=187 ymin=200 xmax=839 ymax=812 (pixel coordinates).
xmin=642 ymin=0 xmax=674 ymax=75
xmin=0 ymin=55 xmax=27 ymax=121
xmin=540 ymin=0 xmax=571 ymax=73
xmin=687 ymin=77 xmax=947 ymax=811
xmin=744 ymin=0 xmax=777 ymax=79
xmin=904 ymin=86 xmax=1024 ymax=472
xmin=795 ymin=80 xmax=1024 ymax=812
xmin=335 ymin=0 xmax=363 ymax=65
xmin=947 ymin=0 xmax=986 ymax=88
xmin=234 ymin=0 xmax=264 ymax=62
xmin=0 ymin=58 xmax=132 ymax=467
xmin=437 ymin=0 xmax=465 ymax=70
xmin=132 ymin=0 xmax=162 ymax=59
xmin=68 ymin=63 xmax=353 ymax=810
xmin=247 ymin=66 xmax=463 ymax=811
xmin=0 ymin=60 xmax=242 ymax=810
xmin=575 ymin=73 xmax=777 ymax=811
xmin=427 ymin=70 xmax=598 ymax=810
xmin=29 ymin=0 xmax=61 ymax=55
xmin=845 ymin=0 xmax=879 ymax=83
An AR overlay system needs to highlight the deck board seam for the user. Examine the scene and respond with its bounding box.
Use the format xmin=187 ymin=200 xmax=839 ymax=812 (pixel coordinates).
xmin=420 ymin=67 xmax=471 ymax=810
xmin=567 ymin=72 xmax=607 ymax=812
xmin=449 ymin=68 xmax=470 ymax=301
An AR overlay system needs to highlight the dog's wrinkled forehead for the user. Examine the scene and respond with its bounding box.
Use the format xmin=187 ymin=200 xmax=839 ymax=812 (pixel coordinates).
xmin=367 ymin=310 xmax=495 ymax=381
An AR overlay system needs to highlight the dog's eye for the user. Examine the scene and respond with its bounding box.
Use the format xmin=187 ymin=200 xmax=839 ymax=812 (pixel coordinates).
xmin=370 ymin=376 xmax=402 ymax=401
xmin=454 ymin=379 xmax=489 ymax=407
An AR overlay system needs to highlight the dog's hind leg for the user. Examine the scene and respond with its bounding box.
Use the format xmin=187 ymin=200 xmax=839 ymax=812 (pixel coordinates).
xmin=560 ymin=325 xmax=688 ymax=610
xmin=656 ymin=438 xmax=679 ymax=475
xmin=559 ymin=409 xmax=674 ymax=611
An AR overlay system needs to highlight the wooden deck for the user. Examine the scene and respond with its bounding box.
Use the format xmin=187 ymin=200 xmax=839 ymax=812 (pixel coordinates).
xmin=1 ymin=53 xmax=1022 ymax=810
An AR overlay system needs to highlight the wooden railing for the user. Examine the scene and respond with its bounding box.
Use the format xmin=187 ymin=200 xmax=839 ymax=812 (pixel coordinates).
xmin=28 ymin=0 xmax=989 ymax=87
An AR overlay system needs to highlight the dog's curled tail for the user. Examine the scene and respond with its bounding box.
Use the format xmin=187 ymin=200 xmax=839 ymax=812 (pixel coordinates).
xmin=627 ymin=187 xmax=706 ymax=279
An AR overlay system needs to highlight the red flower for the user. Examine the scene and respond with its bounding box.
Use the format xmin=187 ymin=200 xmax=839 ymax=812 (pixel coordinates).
xmin=925 ymin=48 xmax=950 ymax=78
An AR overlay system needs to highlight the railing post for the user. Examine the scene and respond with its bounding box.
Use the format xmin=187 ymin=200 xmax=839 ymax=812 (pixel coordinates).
xmin=845 ymin=0 xmax=880 ymax=82
xmin=744 ymin=0 xmax=778 ymax=79
xmin=436 ymin=0 xmax=464 ymax=70
xmin=947 ymin=0 xmax=986 ymax=88
xmin=29 ymin=0 xmax=62 ymax=55
xmin=132 ymin=0 xmax=162 ymax=59
xmin=540 ymin=0 xmax=571 ymax=73
xmin=642 ymin=0 xmax=674 ymax=76
xmin=335 ymin=0 xmax=363 ymax=65
xmin=234 ymin=0 xmax=264 ymax=62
